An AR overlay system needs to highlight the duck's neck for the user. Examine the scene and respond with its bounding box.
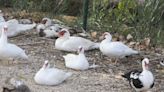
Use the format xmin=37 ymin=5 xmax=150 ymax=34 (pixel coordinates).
xmin=60 ymin=34 xmax=70 ymax=40
xmin=142 ymin=64 xmax=149 ymax=72
xmin=45 ymin=20 xmax=51 ymax=27
xmin=102 ymin=37 xmax=112 ymax=43
xmin=0 ymin=30 xmax=7 ymax=45
xmin=78 ymin=53 xmax=86 ymax=59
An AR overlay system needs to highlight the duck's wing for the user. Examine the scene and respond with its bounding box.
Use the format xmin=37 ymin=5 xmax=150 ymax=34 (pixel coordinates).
xmin=7 ymin=19 xmax=19 ymax=24
xmin=6 ymin=43 xmax=28 ymax=59
xmin=122 ymin=70 xmax=141 ymax=80
xmin=111 ymin=42 xmax=138 ymax=55
xmin=122 ymin=70 xmax=143 ymax=89
xmin=16 ymin=23 xmax=36 ymax=32
xmin=47 ymin=68 xmax=72 ymax=81
xmin=63 ymin=54 xmax=77 ymax=62
xmin=64 ymin=37 xmax=95 ymax=50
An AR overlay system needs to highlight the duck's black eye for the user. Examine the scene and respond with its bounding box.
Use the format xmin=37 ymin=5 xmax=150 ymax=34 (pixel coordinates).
xmin=161 ymin=60 xmax=164 ymax=63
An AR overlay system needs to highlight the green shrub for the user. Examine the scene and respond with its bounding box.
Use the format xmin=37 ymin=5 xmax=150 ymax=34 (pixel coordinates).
xmin=88 ymin=0 xmax=164 ymax=46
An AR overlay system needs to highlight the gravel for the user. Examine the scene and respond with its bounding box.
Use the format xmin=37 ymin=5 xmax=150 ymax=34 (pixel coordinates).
xmin=0 ymin=30 xmax=164 ymax=92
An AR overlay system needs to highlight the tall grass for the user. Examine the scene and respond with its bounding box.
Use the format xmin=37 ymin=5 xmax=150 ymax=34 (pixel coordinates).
xmin=0 ymin=0 xmax=163 ymax=46
xmin=0 ymin=0 xmax=82 ymax=15
xmin=88 ymin=0 xmax=164 ymax=46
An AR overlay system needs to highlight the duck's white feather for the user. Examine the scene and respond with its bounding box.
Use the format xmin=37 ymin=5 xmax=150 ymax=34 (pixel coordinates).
xmin=0 ymin=43 xmax=28 ymax=60
xmin=122 ymin=58 xmax=154 ymax=92
xmin=56 ymin=36 xmax=99 ymax=52
xmin=0 ymin=19 xmax=36 ymax=37
xmin=100 ymin=32 xmax=138 ymax=58
xmin=34 ymin=62 xmax=72 ymax=86
xmin=63 ymin=53 xmax=89 ymax=70
xmin=0 ymin=26 xmax=28 ymax=60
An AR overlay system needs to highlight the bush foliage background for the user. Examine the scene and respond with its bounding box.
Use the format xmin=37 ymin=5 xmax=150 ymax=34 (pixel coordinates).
xmin=0 ymin=0 xmax=164 ymax=46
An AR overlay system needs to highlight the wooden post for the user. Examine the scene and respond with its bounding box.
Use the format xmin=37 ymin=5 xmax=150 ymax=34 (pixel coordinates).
xmin=83 ymin=0 xmax=89 ymax=31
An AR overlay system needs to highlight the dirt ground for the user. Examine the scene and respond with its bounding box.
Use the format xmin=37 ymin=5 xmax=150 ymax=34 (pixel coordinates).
xmin=0 ymin=30 xmax=164 ymax=92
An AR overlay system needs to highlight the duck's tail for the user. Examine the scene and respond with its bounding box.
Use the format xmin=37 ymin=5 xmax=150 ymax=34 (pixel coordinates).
xmin=89 ymin=63 xmax=99 ymax=69
xmin=127 ymin=49 xmax=139 ymax=55
xmin=91 ymin=43 xmax=100 ymax=49
xmin=63 ymin=55 xmax=69 ymax=62
xmin=131 ymin=50 xmax=139 ymax=54
xmin=121 ymin=73 xmax=131 ymax=81
xmin=65 ymin=72 xmax=72 ymax=79
xmin=21 ymin=52 xmax=28 ymax=60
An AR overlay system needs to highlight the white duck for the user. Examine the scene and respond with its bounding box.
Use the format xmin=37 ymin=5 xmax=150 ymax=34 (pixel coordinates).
xmin=36 ymin=18 xmax=50 ymax=33
xmin=0 ymin=26 xmax=28 ymax=61
xmin=122 ymin=58 xmax=154 ymax=92
xmin=18 ymin=19 xmax=33 ymax=24
xmin=63 ymin=46 xmax=88 ymax=70
xmin=38 ymin=24 xmax=61 ymax=38
xmin=0 ymin=18 xmax=36 ymax=37
xmin=100 ymin=32 xmax=138 ymax=60
xmin=41 ymin=17 xmax=52 ymax=27
xmin=63 ymin=46 xmax=98 ymax=70
xmin=55 ymin=28 xmax=100 ymax=52
xmin=36 ymin=23 xmax=45 ymax=32
xmin=34 ymin=60 xmax=72 ymax=86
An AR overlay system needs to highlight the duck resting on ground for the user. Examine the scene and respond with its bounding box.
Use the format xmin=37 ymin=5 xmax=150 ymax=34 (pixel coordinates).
xmin=63 ymin=46 xmax=98 ymax=70
xmin=34 ymin=60 xmax=72 ymax=86
xmin=55 ymin=28 xmax=100 ymax=52
xmin=122 ymin=58 xmax=154 ymax=92
xmin=37 ymin=24 xmax=61 ymax=38
xmin=99 ymin=32 xmax=138 ymax=63
xmin=36 ymin=17 xmax=62 ymax=38
xmin=0 ymin=17 xmax=36 ymax=37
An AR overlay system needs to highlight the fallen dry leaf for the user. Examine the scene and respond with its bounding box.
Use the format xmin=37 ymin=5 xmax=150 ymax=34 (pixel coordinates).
xmin=126 ymin=34 xmax=133 ymax=41
xmin=115 ymin=75 xmax=123 ymax=79
xmin=119 ymin=35 xmax=125 ymax=41
xmin=144 ymin=38 xmax=150 ymax=47
xmin=91 ymin=31 xmax=97 ymax=38
xmin=62 ymin=15 xmax=77 ymax=23
xmin=99 ymin=35 xmax=104 ymax=41
xmin=128 ymin=41 xmax=136 ymax=47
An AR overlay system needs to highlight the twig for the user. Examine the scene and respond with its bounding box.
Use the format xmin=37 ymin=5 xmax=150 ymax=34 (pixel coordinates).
xmin=18 ymin=41 xmax=45 ymax=46
xmin=38 ymin=37 xmax=55 ymax=41
xmin=150 ymin=57 xmax=164 ymax=61
xmin=10 ymin=33 xmax=27 ymax=39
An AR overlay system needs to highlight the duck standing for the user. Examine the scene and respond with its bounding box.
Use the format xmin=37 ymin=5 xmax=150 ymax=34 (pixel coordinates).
xmin=99 ymin=32 xmax=138 ymax=63
xmin=0 ymin=26 xmax=28 ymax=62
xmin=122 ymin=58 xmax=154 ymax=92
